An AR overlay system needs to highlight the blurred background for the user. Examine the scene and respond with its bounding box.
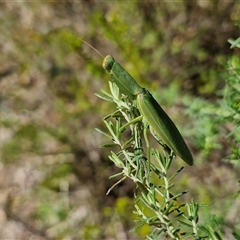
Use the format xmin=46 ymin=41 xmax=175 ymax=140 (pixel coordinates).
xmin=0 ymin=1 xmax=239 ymax=239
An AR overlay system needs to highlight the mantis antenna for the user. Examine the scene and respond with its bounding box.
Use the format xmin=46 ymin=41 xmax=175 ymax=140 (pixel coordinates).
xmin=80 ymin=39 xmax=104 ymax=59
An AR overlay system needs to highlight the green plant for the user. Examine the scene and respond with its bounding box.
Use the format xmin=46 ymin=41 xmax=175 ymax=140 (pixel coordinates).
xmin=96 ymin=81 xmax=222 ymax=239
xmin=225 ymin=37 xmax=240 ymax=161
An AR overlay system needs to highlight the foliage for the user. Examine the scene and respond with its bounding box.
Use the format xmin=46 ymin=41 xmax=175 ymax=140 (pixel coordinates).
xmin=226 ymin=37 xmax=240 ymax=161
xmin=96 ymin=78 xmax=237 ymax=239
xmin=182 ymin=36 xmax=240 ymax=162
xmin=97 ymin=82 xmax=199 ymax=238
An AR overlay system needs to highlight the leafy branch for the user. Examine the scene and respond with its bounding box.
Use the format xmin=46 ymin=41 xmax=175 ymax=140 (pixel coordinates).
xmin=96 ymin=82 xmax=215 ymax=239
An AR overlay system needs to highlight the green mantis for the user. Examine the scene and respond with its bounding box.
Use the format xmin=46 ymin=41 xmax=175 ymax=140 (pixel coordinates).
xmin=102 ymin=55 xmax=193 ymax=166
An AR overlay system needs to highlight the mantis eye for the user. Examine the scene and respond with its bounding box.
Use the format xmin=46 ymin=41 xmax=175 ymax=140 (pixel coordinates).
xmin=102 ymin=55 xmax=115 ymax=72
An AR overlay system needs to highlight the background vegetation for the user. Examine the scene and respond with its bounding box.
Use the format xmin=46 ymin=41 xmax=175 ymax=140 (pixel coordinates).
xmin=0 ymin=1 xmax=239 ymax=239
